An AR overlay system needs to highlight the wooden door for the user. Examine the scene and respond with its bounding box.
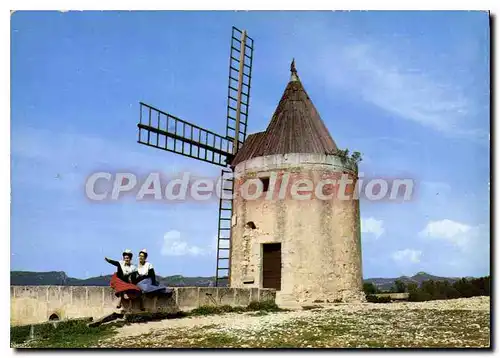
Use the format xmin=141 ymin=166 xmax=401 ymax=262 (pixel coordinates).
xmin=262 ymin=243 xmax=281 ymax=290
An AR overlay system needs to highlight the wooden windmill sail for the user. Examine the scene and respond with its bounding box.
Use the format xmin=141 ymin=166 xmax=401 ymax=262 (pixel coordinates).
xmin=136 ymin=27 xmax=255 ymax=287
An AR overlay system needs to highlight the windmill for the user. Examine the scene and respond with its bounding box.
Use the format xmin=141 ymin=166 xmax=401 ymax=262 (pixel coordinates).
xmin=136 ymin=27 xmax=254 ymax=287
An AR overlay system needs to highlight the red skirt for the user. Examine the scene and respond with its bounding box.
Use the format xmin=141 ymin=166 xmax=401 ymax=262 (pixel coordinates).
xmin=110 ymin=273 xmax=141 ymax=298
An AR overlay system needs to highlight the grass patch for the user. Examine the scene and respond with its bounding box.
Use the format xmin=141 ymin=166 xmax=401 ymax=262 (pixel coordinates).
xmin=12 ymin=319 xmax=116 ymax=348
xmin=366 ymin=295 xmax=392 ymax=303
xmin=10 ymin=325 xmax=32 ymax=345
xmin=124 ymin=311 xmax=188 ymax=323
xmin=188 ymin=300 xmax=285 ymax=317
xmin=246 ymin=300 xmax=283 ymax=312
xmin=301 ymin=305 xmax=323 ymax=310
xmin=246 ymin=311 xmax=269 ymax=317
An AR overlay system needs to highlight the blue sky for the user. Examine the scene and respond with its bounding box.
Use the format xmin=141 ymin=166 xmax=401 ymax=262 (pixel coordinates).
xmin=11 ymin=11 xmax=490 ymax=279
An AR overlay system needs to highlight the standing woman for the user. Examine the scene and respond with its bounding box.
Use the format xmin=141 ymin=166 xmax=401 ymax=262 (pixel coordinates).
xmin=105 ymin=249 xmax=141 ymax=309
xmin=135 ymin=249 xmax=171 ymax=295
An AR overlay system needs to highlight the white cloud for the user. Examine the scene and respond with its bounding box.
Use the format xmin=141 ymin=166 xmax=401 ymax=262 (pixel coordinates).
xmin=392 ymin=249 xmax=422 ymax=264
xmin=361 ymin=217 xmax=385 ymax=239
xmin=161 ymin=230 xmax=209 ymax=257
xmin=418 ymin=219 xmax=473 ymax=249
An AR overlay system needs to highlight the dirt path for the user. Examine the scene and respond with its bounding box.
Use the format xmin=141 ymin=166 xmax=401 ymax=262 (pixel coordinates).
xmin=112 ymin=296 xmax=490 ymax=341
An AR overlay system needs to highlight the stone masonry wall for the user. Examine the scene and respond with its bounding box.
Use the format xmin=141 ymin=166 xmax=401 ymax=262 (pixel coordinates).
xmin=10 ymin=286 xmax=276 ymax=326
xmin=231 ymin=153 xmax=365 ymax=306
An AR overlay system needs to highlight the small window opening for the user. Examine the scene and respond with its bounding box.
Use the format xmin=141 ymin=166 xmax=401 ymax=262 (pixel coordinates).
xmin=49 ymin=313 xmax=60 ymax=321
xmin=245 ymin=221 xmax=257 ymax=229
xmin=260 ymin=177 xmax=270 ymax=192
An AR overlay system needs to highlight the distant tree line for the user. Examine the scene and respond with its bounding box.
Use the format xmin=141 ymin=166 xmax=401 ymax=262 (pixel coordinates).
xmin=363 ymin=276 xmax=490 ymax=302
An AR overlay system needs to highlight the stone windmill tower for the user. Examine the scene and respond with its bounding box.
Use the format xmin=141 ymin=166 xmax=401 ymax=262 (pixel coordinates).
xmin=229 ymin=60 xmax=364 ymax=306
xmin=136 ymin=27 xmax=363 ymax=305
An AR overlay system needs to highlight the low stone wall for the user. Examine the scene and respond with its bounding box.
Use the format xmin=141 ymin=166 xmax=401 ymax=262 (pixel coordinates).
xmin=10 ymin=286 xmax=276 ymax=326
xmin=374 ymin=292 xmax=409 ymax=300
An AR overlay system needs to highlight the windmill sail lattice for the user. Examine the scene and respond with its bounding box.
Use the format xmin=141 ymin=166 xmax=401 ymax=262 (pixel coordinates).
xmin=136 ymin=27 xmax=254 ymax=287
xmin=226 ymin=27 xmax=254 ymax=153
xmin=137 ymin=102 xmax=234 ymax=167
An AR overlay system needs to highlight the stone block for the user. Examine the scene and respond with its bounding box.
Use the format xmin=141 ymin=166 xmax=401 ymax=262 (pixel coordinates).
xmin=234 ymin=288 xmax=251 ymax=306
xmin=198 ymin=288 xmax=218 ymax=307
xmin=175 ymin=287 xmax=199 ymax=309
xmin=155 ymin=292 xmax=179 ymax=313
xmin=259 ymin=289 xmax=276 ymax=302
xmin=37 ymin=287 xmax=48 ymax=301
xmin=88 ymin=287 xmax=104 ymax=307
xmin=217 ymin=287 xmax=234 ymax=306
xmin=71 ymin=287 xmax=88 ymax=305
xmin=249 ymin=288 xmax=260 ymax=302
xmin=60 ymin=287 xmax=73 ymax=305
xmin=103 ymin=287 xmax=117 ymax=306
xmin=47 ymin=286 xmax=62 ymax=303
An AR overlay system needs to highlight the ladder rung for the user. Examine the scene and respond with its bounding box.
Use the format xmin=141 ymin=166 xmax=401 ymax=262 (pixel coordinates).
xmin=218 ymin=248 xmax=230 ymax=251
xmin=217 ymin=267 xmax=229 ymax=270
xmin=221 ymin=208 xmax=232 ymax=211
xmin=218 ymin=238 xmax=230 ymax=240
xmin=219 ymin=228 xmax=231 ymax=230
xmin=230 ymin=56 xmax=239 ymax=62
xmin=227 ymin=118 xmax=247 ymax=128
xmin=231 ymin=46 xmax=240 ymax=53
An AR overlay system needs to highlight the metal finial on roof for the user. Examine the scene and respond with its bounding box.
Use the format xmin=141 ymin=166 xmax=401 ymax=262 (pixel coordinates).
xmin=290 ymin=58 xmax=299 ymax=82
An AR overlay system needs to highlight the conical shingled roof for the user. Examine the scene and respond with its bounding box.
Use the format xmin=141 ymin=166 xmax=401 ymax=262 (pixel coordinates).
xmin=231 ymin=60 xmax=338 ymax=167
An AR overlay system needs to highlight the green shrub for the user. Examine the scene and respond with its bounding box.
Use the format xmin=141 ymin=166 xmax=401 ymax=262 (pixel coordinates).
xmin=188 ymin=301 xmax=283 ymax=316
xmin=189 ymin=306 xmax=225 ymax=316
xmin=406 ymin=276 xmax=490 ymax=302
xmin=366 ymin=295 xmax=391 ymax=303
xmin=10 ymin=325 xmax=32 ymax=345
xmin=246 ymin=300 xmax=282 ymax=312
xmin=11 ymin=319 xmax=114 ymax=348
xmin=363 ymin=283 xmax=379 ymax=295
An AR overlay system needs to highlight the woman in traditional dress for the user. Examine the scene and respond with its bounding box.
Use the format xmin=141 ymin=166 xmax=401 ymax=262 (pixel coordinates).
xmin=105 ymin=249 xmax=142 ymax=309
xmin=134 ymin=249 xmax=172 ymax=296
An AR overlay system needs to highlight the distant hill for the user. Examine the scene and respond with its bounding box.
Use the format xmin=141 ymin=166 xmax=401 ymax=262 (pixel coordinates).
xmin=364 ymin=272 xmax=461 ymax=291
xmin=11 ymin=270 xmax=465 ymax=290
xmin=10 ymin=271 xmax=217 ymax=287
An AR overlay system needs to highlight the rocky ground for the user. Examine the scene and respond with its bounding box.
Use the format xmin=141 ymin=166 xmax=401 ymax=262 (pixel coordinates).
xmin=93 ymin=297 xmax=490 ymax=348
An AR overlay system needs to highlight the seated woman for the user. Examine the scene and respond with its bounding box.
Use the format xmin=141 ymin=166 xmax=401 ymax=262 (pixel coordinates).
xmin=105 ymin=249 xmax=142 ymax=309
xmin=134 ymin=249 xmax=172 ymax=296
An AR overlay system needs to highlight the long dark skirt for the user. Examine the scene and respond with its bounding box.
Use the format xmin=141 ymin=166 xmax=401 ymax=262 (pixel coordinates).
xmin=136 ymin=278 xmax=172 ymax=295
xmin=110 ymin=273 xmax=141 ymax=299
